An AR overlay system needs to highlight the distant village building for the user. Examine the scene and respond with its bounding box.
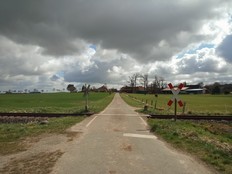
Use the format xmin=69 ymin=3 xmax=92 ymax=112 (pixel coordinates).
xmin=97 ymin=85 xmax=108 ymax=92
xmin=120 ymin=86 xmax=145 ymax=93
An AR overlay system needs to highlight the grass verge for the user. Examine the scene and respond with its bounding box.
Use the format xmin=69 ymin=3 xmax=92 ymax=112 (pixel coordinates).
xmin=148 ymin=119 xmax=232 ymax=174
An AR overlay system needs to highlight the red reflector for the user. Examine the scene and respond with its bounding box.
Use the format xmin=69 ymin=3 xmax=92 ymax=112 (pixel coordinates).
xmin=178 ymin=100 xmax=183 ymax=107
xmin=168 ymin=83 xmax=174 ymax=89
xmin=178 ymin=83 xmax=184 ymax=90
xmin=167 ymin=100 xmax=173 ymax=106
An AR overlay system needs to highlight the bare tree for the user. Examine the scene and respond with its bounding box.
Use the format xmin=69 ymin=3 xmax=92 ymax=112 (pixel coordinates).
xmin=128 ymin=76 xmax=135 ymax=87
xmin=153 ymin=75 xmax=160 ymax=89
xmin=153 ymin=75 xmax=165 ymax=89
xmin=150 ymin=75 xmax=165 ymax=93
xmin=159 ymin=76 xmax=165 ymax=89
xmin=140 ymin=74 xmax=149 ymax=91
xmin=128 ymin=73 xmax=140 ymax=93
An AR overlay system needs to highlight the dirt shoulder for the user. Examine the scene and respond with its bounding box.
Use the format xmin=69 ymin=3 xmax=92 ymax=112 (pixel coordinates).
xmin=0 ymin=130 xmax=82 ymax=174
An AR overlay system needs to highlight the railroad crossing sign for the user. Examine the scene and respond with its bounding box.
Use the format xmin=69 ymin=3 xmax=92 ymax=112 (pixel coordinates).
xmin=167 ymin=83 xmax=184 ymax=107
xmin=167 ymin=83 xmax=184 ymax=120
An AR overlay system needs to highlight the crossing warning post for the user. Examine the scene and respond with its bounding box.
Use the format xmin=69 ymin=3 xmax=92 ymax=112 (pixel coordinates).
xmin=167 ymin=83 xmax=184 ymax=121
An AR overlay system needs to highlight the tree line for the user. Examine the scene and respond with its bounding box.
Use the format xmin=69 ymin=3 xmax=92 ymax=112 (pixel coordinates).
xmin=124 ymin=73 xmax=166 ymax=93
xmin=123 ymin=73 xmax=232 ymax=94
xmin=205 ymin=82 xmax=232 ymax=94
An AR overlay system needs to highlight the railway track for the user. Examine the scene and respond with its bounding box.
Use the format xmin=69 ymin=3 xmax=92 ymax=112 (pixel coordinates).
xmin=148 ymin=114 xmax=232 ymax=121
xmin=0 ymin=112 xmax=231 ymax=122
xmin=0 ymin=112 xmax=93 ymax=117
xmin=0 ymin=112 xmax=94 ymax=123
xmin=0 ymin=113 xmax=69 ymax=118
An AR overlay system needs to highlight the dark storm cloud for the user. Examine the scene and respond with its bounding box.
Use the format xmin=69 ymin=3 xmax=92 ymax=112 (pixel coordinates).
xmin=64 ymin=60 xmax=111 ymax=84
xmin=0 ymin=0 xmax=84 ymax=56
xmin=50 ymin=74 xmax=60 ymax=81
xmin=0 ymin=0 xmax=227 ymax=61
xmin=216 ymin=35 xmax=232 ymax=63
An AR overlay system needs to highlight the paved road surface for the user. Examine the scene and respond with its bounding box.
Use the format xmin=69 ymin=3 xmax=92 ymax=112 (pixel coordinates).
xmin=52 ymin=93 xmax=213 ymax=174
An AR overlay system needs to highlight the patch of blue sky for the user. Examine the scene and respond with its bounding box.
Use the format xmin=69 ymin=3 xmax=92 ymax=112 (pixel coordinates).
xmin=89 ymin=44 xmax=97 ymax=50
xmin=176 ymin=43 xmax=215 ymax=59
xmin=56 ymin=71 xmax=64 ymax=77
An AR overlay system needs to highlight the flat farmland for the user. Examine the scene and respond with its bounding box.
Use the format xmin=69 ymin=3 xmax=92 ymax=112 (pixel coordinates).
xmin=0 ymin=92 xmax=114 ymax=155
xmin=121 ymin=93 xmax=232 ymax=115
xmin=0 ymin=92 xmax=114 ymax=113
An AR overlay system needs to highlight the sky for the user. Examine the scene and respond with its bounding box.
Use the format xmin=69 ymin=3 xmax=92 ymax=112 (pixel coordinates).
xmin=0 ymin=0 xmax=232 ymax=92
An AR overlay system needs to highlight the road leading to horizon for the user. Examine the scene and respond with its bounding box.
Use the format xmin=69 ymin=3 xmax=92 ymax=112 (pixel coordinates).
xmin=52 ymin=93 xmax=213 ymax=174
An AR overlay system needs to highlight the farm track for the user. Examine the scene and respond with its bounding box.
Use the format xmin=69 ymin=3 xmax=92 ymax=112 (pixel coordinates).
xmin=149 ymin=114 xmax=232 ymax=121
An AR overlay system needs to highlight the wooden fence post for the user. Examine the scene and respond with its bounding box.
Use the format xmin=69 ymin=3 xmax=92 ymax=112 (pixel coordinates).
xmin=182 ymin=102 xmax=186 ymax=114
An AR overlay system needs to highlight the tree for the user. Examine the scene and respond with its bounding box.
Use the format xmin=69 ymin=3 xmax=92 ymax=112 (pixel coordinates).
xmin=211 ymin=82 xmax=221 ymax=94
xmin=140 ymin=74 xmax=149 ymax=91
xmin=150 ymin=75 xmax=165 ymax=93
xmin=198 ymin=82 xmax=204 ymax=88
xmin=67 ymin=84 xmax=77 ymax=93
xmin=128 ymin=73 xmax=140 ymax=93
xmin=222 ymin=84 xmax=232 ymax=94
xmin=159 ymin=76 xmax=165 ymax=89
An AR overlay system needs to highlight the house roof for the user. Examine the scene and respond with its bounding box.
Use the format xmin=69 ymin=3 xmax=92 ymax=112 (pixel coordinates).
xmin=186 ymin=88 xmax=204 ymax=91
xmin=97 ymin=85 xmax=108 ymax=91
xmin=162 ymin=87 xmax=189 ymax=91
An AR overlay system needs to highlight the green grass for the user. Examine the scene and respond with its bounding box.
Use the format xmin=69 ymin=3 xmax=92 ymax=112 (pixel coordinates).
xmin=148 ymin=119 xmax=232 ymax=174
xmin=120 ymin=93 xmax=232 ymax=115
xmin=0 ymin=92 xmax=114 ymax=113
xmin=0 ymin=92 xmax=115 ymax=155
xmin=121 ymin=93 xmax=232 ymax=173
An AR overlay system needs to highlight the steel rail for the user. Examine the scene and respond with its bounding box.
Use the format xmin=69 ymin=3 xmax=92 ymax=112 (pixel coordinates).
xmin=0 ymin=112 xmax=93 ymax=117
xmin=0 ymin=112 xmax=231 ymax=121
xmin=148 ymin=114 xmax=232 ymax=121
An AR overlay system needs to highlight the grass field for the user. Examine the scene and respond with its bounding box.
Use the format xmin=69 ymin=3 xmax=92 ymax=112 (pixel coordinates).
xmin=121 ymin=93 xmax=232 ymax=115
xmin=121 ymin=93 xmax=232 ymax=173
xmin=0 ymin=92 xmax=115 ymax=155
xmin=0 ymin=92 xmax=114 ymax=113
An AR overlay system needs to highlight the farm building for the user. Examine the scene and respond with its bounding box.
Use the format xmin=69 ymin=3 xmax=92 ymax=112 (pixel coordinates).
xmin=96 ymin=85 xmax=108 ymax=92
xmin=162 ymin=84 xmax=206 ymax=94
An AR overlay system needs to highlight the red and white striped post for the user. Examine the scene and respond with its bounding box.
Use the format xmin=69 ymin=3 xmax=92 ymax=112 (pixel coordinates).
xmin=167 ymin=83 xmax=184 ymax=121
